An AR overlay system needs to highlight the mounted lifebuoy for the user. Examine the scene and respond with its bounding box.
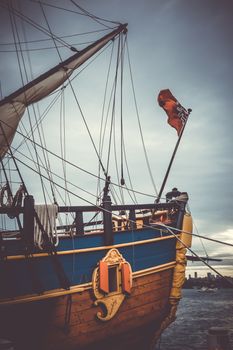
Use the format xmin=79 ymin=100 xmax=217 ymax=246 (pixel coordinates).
xmin=92 ymin=249 xmax=133 ymax=321
xmin=98 ymin=251 xmax=132 ymax=295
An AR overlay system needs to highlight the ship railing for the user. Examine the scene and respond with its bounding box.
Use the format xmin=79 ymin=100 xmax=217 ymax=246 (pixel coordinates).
xmin=0 ymin=199 xmax=184 ymax=246
xmin=58 ymin=203 xmax=178 ymax=233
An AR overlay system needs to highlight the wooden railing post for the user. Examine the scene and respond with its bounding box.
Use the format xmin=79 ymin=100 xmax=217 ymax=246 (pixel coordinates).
xmin=23 ymin=195 xmax=35 ymax=250
xmin=75 ymin=211 xmax=84 ymax=235
xmin=129 ymin=209 xmax=136 ymax=230
xmin=103 ymin=195 xmax=113 ymax=245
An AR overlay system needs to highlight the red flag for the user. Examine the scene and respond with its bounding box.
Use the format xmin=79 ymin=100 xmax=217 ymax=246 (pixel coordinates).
xmin=158 ymin=89 xmax=189 ymax=136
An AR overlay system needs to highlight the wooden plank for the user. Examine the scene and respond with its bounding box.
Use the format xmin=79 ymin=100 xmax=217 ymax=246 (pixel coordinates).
xmin=52 ymin=280 xmax=171 ymax=327
xmin=133 ymin=268 xmax=172 ymax=287
xmin=47 ymin=300 xmax=171 ymax=349
xmin=0 ymin=262 xmax=174 ymax=306
xmin=49 ymin=274 xmax=171 ymax=332
xmin=40 ymin=264 xmax=172 ymax=309
xmin=0 ymin=266 xmax=175 ymax=350
xmin=50 ymin=268 xmax=173 ymax=320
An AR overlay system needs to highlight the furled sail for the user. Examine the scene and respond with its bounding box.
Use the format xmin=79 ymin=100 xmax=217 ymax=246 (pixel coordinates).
xmin=0 ymin=24 xmax=127 ymax=160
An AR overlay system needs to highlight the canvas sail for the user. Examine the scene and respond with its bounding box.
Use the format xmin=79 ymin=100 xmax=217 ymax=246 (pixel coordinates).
xmin=0 ymin=24 xmax=127 ymax=160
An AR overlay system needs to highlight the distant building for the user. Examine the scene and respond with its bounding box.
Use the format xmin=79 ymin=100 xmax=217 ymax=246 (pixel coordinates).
xmin=207 ymin=272 xmax=216 ymax=281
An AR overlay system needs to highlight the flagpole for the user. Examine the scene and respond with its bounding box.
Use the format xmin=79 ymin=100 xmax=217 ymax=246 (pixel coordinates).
xmin=155 ymin=108 xmax=192 ymax=203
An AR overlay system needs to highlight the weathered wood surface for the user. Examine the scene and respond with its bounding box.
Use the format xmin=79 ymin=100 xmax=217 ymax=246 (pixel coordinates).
xmin=0 ymin=268 xmax=174 ymax=350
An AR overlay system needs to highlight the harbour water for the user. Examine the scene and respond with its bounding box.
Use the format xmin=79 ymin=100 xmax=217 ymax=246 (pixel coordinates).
xmin=156 ymin=288 xmax=233 ymax=350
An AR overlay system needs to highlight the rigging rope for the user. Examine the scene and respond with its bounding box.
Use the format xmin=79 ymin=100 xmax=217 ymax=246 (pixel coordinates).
xmin=1 ymin=117 xmax=156 ymax=199
xmin=39 ymin=0 xmax=63 ymax=61
xmin=122 ymin=137 xmax=137 ymax=203
xmin=9 ymin=4 xmax=83 ymax=228
xmin=10 ymin=1 xmax=53 ymax=210
xmin=126 ymin=40 xmax=158 ymax=198
xmin=11 ymin=90 xmax=63 ymax=153
xmin=7 ymin=1 xmax=64 ymax=239
xmin=1 ymin=2 xmax=159 ymax=205
xmin=38 ymin=0 xmax=69 ymax=205
xmin=87 ymin=206 xmax=233 ymax=285
xmin=0 ymin=123 xmax=27 ymax=197
xmin=160 ymin=223 xmax=233 ymax=287
xmin=193 ymin=219 xmax=209 ymax=258
xmin=106 ymin=36 xmax=121 ymax=176
xmin=16 ymin=4 xmax=121 ymax=184
xmin=31 ymin=0 xmax=120 ymax=26
xmin=120 ymin=33 xmax=125 ymax=187
xmin=11 ymin=154 xmax=105 ymax=207
xmin=96 ymin=40 xmax=115 ymax=205
xmin=0 ymin=28 xmax=110 ymax=46
xmin=59 ymin=88 xmax=74 ymax=227
xmin=70 ymin=0 xmax=120 ymax=28
xmin=0 ymin=42 xmax=92 ymax=53
xmin=112 ymin=37 xmax=125 ymax=204
xmin=167 ymin=224 xmax=233 ymax=248
xmin=0 ymin=158 xmax=23 ymax=231
xmin=8 ymin=149 xmax=233 ymax=248
xmin=0 ymin=81 xmax=2 ymax=99
xmin=1 ymin=2 xmax=72 ymax=51
xmin=68 ymin=81 xmax=108 ymax=178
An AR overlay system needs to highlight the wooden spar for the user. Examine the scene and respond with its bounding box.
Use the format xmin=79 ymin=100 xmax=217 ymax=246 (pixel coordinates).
xmin=23 ymin=195 xmax=35 ymax=250
xmin=103 ymin=194 xmax=113 ymax=245
xmin=186 ymin=255 xmax=222 ymax=262
xmin=0 ymin=23 xmax=128 ymax=160
xmin=102 ymin=177 xmax=113 ymax=245
xmin=0 ymin=23 xmax=128 ymax=106
xmin=156 ymin=108 xmax=192 ymax=203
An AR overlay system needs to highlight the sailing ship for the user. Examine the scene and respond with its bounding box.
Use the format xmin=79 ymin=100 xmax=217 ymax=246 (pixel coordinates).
xmin=0 ymin=2 xmax=193 ymax=350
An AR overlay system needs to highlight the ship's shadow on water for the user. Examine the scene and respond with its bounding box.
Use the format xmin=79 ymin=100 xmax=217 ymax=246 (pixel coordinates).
xmin=154 ymin=289 xmax=233 ymax=350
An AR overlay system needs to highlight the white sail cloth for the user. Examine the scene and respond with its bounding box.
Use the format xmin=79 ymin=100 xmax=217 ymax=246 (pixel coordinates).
xmin=0 ymin=24 xmax=126 ymax=160
xmin=34 ymin=204 xmax=58 ymax=250
xmin=0 ymin=68 xmax=72 ymax=159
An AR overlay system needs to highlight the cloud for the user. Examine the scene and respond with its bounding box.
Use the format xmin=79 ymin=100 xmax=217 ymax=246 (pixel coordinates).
xmin=191 ymin=228 xmax=233 ymax=261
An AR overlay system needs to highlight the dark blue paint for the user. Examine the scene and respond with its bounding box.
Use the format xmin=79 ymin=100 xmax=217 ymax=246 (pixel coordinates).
xmin=1 ymin=228 xmax=176 ymax=297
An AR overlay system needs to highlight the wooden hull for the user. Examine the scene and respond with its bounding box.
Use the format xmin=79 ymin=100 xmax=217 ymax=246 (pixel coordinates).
xmin=0 ymin=267 xmax=174 ymax=350
xmin=0 ymin=205 xmax=192 ymax=349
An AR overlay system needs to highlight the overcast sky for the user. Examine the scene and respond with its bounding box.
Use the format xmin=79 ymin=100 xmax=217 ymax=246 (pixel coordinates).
xmin=0 ymin=0 xmax=232 ymax=273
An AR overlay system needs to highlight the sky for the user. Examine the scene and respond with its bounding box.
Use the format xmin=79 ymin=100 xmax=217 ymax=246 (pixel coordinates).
xmin=0 ymin=0 xmax=232 ymax=273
